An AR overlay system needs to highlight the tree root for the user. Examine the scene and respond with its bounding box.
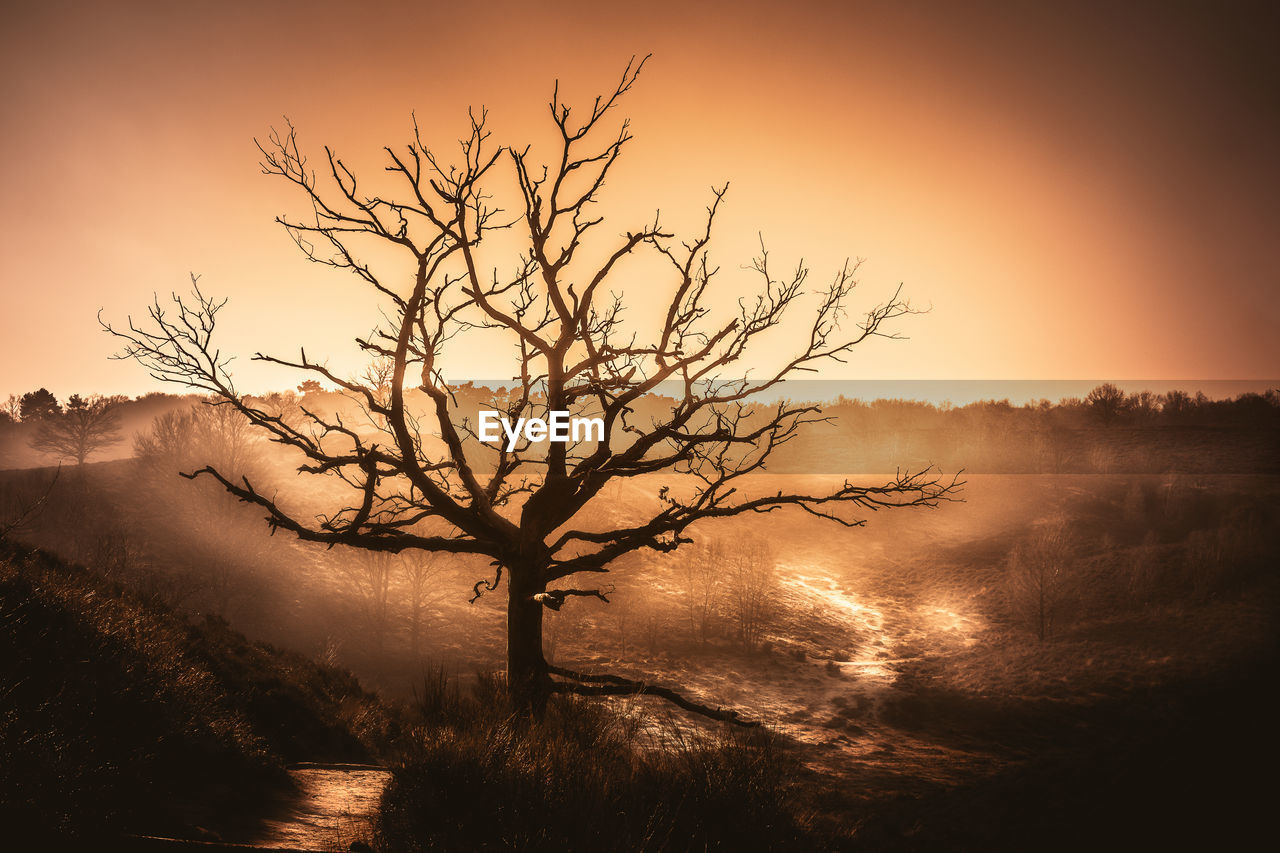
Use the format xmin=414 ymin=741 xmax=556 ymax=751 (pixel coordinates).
xmin=548 ymin=664 xmax=759 ymax=727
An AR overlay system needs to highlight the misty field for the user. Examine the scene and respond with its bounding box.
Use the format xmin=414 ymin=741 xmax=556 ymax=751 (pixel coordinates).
xmin=2 ymin=389 xmax=1276 ymax=850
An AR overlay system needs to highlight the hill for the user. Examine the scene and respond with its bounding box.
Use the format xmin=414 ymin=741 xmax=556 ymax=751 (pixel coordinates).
xmin=0 ymin=538 xmax=395 ymax=845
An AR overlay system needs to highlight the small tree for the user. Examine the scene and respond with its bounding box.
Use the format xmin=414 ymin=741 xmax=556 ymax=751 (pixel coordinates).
xmin=680 ymin=539 xmax=725 ymax=644
xmin=135 ymin=404 xmax=271 ymax=615
xmin=401 ymin=550 xmax=449 ymax=656
xmin=137 ymin=403 xmax=260 ymax=476
xmin=724 ymin=537 xmax=778 ymax=650
xmin=104 ymin=59 xmax=958 ymax=722
xmin=1008 ymin=515 xmax=1075 ymax=641
xmin=334 ymin=547 xmax=397 ymax=652
xmin=30 ymin=394 xmax=124 ymax=464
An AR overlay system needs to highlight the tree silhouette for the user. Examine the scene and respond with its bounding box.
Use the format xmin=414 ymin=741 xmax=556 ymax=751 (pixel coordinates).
xmin=1086 ymin=383 xmax=1128 ymax=426
xmin=1008 ymin=515 xmax=1075 ymax=641
xmin=400 ymin=550 xmax=449 ymax=657
xmin=103 ymin=59 xmax=959 ymax=722
xmin=19 ymin=388 xmax=61 ymax=421
xmin=724 ymin=537 xmax=778 ymax=650
xmin=30 ymin=394 xmax=124 ymax=465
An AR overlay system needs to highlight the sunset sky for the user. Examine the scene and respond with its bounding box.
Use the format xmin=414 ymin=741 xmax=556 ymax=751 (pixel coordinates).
xmin=1 ymin=0 xmax=1276 ymax=400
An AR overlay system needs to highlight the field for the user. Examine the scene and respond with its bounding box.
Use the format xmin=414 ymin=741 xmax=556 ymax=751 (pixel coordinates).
xmin=5 ymin=417 xmax=1274 ymax=845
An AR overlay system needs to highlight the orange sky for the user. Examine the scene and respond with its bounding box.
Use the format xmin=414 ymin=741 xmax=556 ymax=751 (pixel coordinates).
xmin=1 ymin=0 xmax=1276 ymax=400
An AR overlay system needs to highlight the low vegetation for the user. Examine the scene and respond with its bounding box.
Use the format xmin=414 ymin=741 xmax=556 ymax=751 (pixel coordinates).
xmin=376 ymin=667 xmax=811 ymax=851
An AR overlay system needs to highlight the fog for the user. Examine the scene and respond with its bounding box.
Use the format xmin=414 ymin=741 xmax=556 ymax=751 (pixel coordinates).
xmin=2 ymin=384 xmax=1277 ymax=846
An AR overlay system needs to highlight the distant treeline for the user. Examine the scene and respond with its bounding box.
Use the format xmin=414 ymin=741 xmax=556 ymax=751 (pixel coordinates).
xmin=2 ymin=383 xmax=1277 ymax=474
xmin=775 ymin=386 xmax=1280 ymax=474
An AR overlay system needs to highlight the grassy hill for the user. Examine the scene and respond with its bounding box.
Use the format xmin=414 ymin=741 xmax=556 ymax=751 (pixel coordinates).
xmin=0 ymin=538 xmax=396 ymax=845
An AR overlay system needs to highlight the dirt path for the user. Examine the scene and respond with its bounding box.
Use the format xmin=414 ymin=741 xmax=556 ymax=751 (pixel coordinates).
xmin=246 ymin=763 xmax=389 ymax=850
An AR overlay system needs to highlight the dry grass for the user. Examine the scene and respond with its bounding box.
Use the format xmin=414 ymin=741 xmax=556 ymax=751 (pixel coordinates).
xmin=374 ymin=666 xmax=813 ymax=851
xmin=0 ymin=539 xmax=394 ymax=845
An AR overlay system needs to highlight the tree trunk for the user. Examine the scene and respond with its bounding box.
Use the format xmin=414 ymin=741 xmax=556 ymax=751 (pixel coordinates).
xmin=506 ymin=566 xmax=550 ymax=715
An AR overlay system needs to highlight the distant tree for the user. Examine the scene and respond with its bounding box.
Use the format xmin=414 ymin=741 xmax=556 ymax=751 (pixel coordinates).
xmin=135 ymin=403 xmax=258 ymax=477
xmin=359 ymin=356 xmax=395 ymax=403
xmin=247 ymin=391 xmax=303 ymax=430
xmin=3 ymin=394 xmax=21 ymax=422
xmin=1227 ymin=392 xmax=1273 ymax=423
xmin=334 ymin=548 xmax=397 ymax=652
xmin=724 ymin=537 xmax=778 ymax=650
xmin=134 ymin=404 xmax=272 ymax=616
xmin=1127 ymin=390 xmax=1160 ymax=423
xmin=1085 ymin=383 xmax=1128 ymax=426
xmin=104 ymin=60 xmax=958 ymax=722
xmin=20 ymin=388 xmax=60 ymax=421
xmin=1160 ymin=389 xmax=1192 ymax=420
xmin=357 ymin=356 xmax=396 ymax=427
xmin=297 ymin=379 xmax=323 ymax=395
xmin=29 ymin=394 xmax=124 ymax=464
xmin=680 ymin=540 xmax=725 ymax=645
xmin=401 ymin=551 xmax=449 ymax=656
xmin=1008 ymin=515 xmax=1075 ymax=641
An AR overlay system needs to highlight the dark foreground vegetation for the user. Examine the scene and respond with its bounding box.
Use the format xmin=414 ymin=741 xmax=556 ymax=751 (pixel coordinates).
xmin=0 ymin=539 xmax=393 ymax=846
xmin=0 ymin=535 xmax=819 ymax=850
xmin=379 ymin=670 xmax=808 ymax=851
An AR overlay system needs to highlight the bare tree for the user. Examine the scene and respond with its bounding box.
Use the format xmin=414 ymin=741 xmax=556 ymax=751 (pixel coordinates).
xmin=1008 ymin=515 xmax=1075 ymax=641
xmin=356 ymin=355 xmax=395 ymax=428
xmin=334 ymin=547 xmax=397 ymax=652
xmin=359 ymin=356 xmax=395 ymax=404
xmin=724 ymin=537 xmax=778 ymax=650
xmin=1086 ymin=383 xmax=1128 ymax=427
xmin=103 ymin=58 xmax=959 ymax=723
xmin=135 ymin=403 xmax=270 ymax=615
xmin=679 ymin=539 xmax=725 ymax=645
xmin=135 ymin=402 xmax=259 ymax=478
xmin=400 ymin=550 xmax=449 ymax=656
xmin=3 ymin=394 xmax=21 ymax=423
xmin=30 ymin=393 xmax=125 ymax=464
